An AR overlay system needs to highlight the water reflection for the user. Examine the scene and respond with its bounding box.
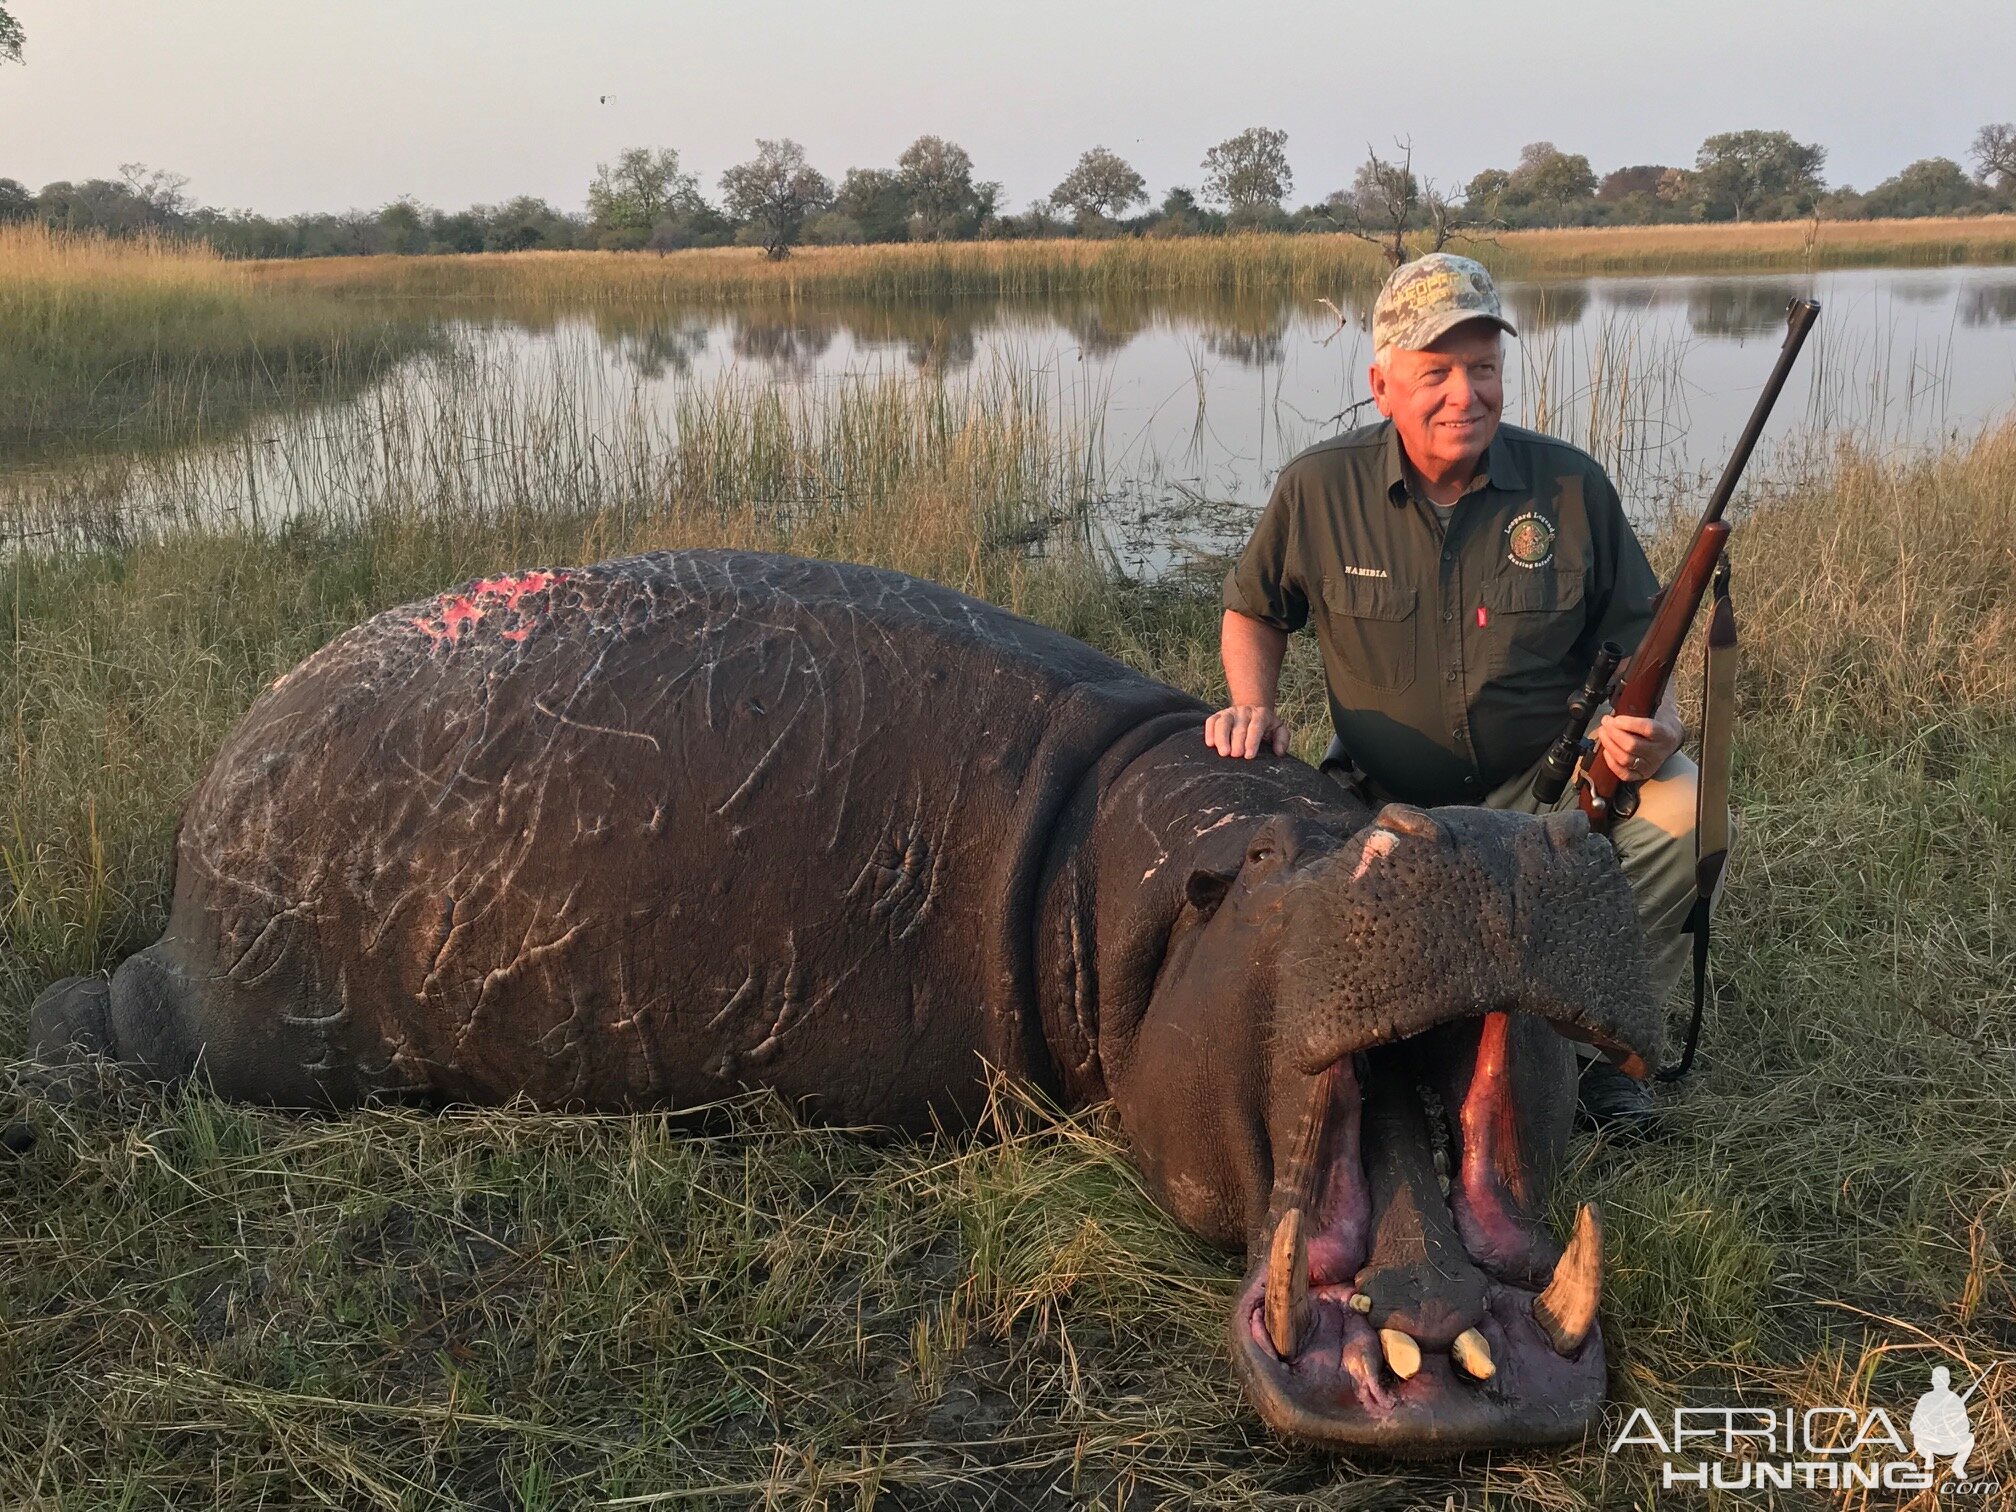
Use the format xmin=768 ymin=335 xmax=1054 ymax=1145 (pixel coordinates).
xmin=603 ymin=315 xmax=710 ymax=379
xmin=1960 ymin=281 xmax=2016 ymax=327
xmin=1686 ymin=281 xmax=1805 ymax=338
xmin=1503 ymin=281 xmax=1591 ymax=332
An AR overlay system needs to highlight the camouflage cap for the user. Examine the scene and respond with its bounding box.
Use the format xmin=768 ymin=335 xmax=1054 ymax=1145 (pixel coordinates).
xmin=1371 ymin=253 xmax=1517 ymax=354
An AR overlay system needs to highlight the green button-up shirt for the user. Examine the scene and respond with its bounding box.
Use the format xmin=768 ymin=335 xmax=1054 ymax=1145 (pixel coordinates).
xmin=1223 ymin=420 xmax=1659 ymax=807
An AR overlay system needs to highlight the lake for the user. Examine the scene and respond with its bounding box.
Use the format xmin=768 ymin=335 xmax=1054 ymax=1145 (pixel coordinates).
xmin=11 ymin=261 xmax=2016 ymax=575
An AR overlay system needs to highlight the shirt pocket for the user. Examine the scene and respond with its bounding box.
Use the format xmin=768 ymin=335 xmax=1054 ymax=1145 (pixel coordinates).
xmin=1319 ymin=575 xmax=1418 ymax=693
xmin=1485 ymin=571 xmax=1587 ymax=677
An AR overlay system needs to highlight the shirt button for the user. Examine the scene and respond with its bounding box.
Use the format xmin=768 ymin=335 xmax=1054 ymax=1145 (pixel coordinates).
xmin=1442 ymin=550 xmax=1454 ymax=563
xmin=1464 ymin=775 xmax=1480 ymax=787
xmin=1442 ymin=609 xmax=1454 ymax=622
xmin=1445 ymin=669 xmax=1459 ymax=682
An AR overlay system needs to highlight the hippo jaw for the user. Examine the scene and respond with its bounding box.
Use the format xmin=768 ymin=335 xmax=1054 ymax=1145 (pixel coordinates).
xmin=1224 ymin=804 xmax=1659 ymax=1454
xmin=1230 ymin=1023 xmax=1611 ymax=1453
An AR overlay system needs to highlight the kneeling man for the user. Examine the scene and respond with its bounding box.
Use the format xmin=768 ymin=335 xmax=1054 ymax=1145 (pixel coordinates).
xmin=1207 ymin=253 xmax=1705 ymax=1128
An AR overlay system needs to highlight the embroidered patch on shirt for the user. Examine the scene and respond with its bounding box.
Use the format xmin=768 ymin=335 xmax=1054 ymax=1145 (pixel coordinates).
xmin=1505 ymin=512 xmax=1556 ymax=570
xmin=1343 ymin=565 xmax=1389 ymax=578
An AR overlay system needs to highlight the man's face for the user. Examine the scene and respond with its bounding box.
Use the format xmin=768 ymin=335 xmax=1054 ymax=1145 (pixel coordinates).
xmin=1368 ymin=321 xmax=1505 ymax=479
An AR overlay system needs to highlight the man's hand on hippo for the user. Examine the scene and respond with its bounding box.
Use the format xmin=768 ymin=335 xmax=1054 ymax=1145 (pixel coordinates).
xmin=1592 ymin=684 xmax=1683 ymax=782
xmin=1204 ymin=704 xmax=1291 ymax=759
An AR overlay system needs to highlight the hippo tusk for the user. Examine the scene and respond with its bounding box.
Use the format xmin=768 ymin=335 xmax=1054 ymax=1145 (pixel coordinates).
xmin=1378 ymin=1327 xmax=1422 ymax=1380
xmin=1347 ymin=1290 xmax=1372 ymax=1314
xmin=1451 ymin=1327 xmax=1496 ymax=1381
xmin=1264 ymin=1207 xmax=1313 ymax=1358
xmin=1273 ymin=1061 xmax=1339 ymax=1214
xmin=1533 ymin=1201 xmax=1603 ymax=1355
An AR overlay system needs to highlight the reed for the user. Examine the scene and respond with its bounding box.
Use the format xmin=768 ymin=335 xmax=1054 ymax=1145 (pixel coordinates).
xmin=248 ymin=216 xmax=2016 ymax=309
xmin=0 ymin=223 xmax=432 ymax=456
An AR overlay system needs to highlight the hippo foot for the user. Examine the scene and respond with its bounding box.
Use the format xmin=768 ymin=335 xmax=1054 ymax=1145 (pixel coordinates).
xmin=17 ymin=974 xmax=123 ymax=1108
xmin=1228 ymin=1021 xmax=1611 ymax=1453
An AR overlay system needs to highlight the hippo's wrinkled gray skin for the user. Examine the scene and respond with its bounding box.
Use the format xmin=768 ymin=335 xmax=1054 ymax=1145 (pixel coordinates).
xmin=27 ymin=549 xmax=1658 ymax=1454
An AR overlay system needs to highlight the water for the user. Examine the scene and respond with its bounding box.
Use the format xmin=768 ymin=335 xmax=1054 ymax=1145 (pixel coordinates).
xmin=10 ymin=263 xmax=2016 ymax=575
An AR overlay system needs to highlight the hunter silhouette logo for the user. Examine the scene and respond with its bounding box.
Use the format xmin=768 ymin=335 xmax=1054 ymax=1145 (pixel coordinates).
xmin=1911 ymin=1364 xmax=1988 ymax=1479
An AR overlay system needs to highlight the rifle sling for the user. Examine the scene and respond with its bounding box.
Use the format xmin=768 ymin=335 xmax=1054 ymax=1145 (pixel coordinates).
xmin=1660 ymin=555 xmax=1737 ymax=1082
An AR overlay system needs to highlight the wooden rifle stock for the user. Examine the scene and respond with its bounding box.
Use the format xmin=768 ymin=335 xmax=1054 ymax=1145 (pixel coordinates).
xmin=1577 ymin=297 xmax=1820 ymax=830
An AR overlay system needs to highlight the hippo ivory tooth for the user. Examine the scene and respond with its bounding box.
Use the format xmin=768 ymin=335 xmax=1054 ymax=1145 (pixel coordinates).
xmin=1348 ymin=1291 xmax=1372 ymax=1314
xmin=1533 ymin=1201 xmax=1604 ymax=1355
xmin=1264 ymin=1207 xmax=1312 ymax=1359
xmin=1273 ymin=1062 xmax=1338 ymax=1214
xmin=1378 ymin=1328 xmax=1421 ymax=1380
xmin=1451 ymin=1327 xmax=1496 ymax=1381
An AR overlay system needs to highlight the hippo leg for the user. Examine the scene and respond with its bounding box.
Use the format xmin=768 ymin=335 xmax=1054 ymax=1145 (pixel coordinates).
xmin=26 ymin=973 xmax=117 ymax=1070
xmin=27 ymin=946 xmax=239 ymax=1096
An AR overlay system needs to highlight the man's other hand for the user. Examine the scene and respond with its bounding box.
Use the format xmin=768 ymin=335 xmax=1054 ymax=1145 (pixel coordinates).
xmin=1205 ymin=705 xmax=1290 ymax=759
xmin=1593 ymin=704 xmax=1681 ymax=782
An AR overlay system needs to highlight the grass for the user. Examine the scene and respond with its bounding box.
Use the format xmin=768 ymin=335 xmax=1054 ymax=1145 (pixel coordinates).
xmin=0 ymin=224 xmax=435 ymax=459
xmin=248 ymin=216 xmax=2016 ymax=309
xmin=2 ymin=354 xmax=2013 ymax=1504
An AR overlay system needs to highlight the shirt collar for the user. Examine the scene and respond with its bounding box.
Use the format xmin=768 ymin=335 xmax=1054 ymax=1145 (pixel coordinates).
xmin=1382 ymin=421 xmax=1526 ymax=505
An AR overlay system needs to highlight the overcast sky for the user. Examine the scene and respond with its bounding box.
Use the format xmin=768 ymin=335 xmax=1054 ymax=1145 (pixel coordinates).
xmin=3 ymin=1 xmax=2010 ymax=217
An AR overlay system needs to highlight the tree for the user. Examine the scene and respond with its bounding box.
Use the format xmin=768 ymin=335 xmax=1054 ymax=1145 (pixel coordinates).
xmin=1326 ymin=141 xmax=1489 ymax=266
xmin=1692 ymin=130 xmax=1826 ymax=220
xmin=1200 ymin=127 xmax=1292 ymax=219
xmin=836 ymin=167 xmax=912 ymax=242
xmin=719 ymin=138 xmax=832 ymax=259
xmin=376 ymin=197 xmax=429 ymax=254
xmin=0 ymin=4 xmax=22 ymax=65
xmin=1326 ymin=146 xmax=1421 ymax=265
xmin=1464 ymin=168 xmax=1511 ymax=215
xmin=1049 ymin=147 xmax=1147 ymax=225
xmin=588 ymin=147 xmax=698 ymax=247
xmin=0 ymin=177 xmax=33 ymax=222
xmin=1597 ymin=165 xmax=1673 ymax=202
xmin=1971 ymin=123 xmax=2016 ymax=189
xmin=897 ymin=135 xmax=984 ymax=238
xmin=1862 ymin=157 xmax=1984 ymax=218
xmin=1507 ymin=142 xmax=1596 ymax=223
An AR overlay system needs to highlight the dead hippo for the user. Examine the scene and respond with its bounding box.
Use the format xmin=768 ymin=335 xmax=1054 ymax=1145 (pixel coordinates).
xmin=26 ymin=548 xmax=1658 ymax=1454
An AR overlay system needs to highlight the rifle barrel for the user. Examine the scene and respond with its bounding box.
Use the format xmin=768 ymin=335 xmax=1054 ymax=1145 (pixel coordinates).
xmin=1686 ymin=298 xmax=1821 ymax=559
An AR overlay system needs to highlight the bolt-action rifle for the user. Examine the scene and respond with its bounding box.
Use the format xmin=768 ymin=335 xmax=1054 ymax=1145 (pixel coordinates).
xmin=1534 ymin=297 xmax=1820 ymax=1079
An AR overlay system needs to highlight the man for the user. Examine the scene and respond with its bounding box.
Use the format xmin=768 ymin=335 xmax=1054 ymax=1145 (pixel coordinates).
xmin=1207 ymin=253 xmax=1700 ymax=1129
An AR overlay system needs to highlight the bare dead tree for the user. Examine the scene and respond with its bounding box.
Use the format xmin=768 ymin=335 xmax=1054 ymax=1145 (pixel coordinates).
xmin=1325 ymin=139 xmax=1497 ymax=267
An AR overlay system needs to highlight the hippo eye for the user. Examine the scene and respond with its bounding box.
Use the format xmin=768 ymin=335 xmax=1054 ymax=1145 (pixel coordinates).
xmin=1249 ymin=845 xmax=1275 ymax=864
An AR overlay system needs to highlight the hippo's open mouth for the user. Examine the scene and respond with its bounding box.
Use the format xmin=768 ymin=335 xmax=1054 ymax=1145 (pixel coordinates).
xmin=1231 ymin=1011 xmax=1610 ymax=1454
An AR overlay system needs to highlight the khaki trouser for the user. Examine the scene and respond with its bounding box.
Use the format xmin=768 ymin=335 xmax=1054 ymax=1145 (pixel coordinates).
xmin=1324 ymin=742 xmax=1719 ymax=1011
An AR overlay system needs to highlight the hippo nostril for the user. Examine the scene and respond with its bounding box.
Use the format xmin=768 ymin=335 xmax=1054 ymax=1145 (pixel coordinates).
xmin=1375 ymin=804 xmax=1442 ymax=841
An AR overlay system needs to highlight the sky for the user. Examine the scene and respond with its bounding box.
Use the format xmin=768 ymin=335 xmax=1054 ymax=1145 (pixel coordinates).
xmin=2 ymin=1 xmax=2011 ymax=218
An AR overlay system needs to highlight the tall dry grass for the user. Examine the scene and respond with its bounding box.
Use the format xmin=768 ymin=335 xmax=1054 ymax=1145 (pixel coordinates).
xmin=249 ymin=216 xmax=2016 ymax=309
xmin=3 ymin=388 xmax=2012 ymax=1505
xmin=0 ymin=223 xmax=431 ymax=455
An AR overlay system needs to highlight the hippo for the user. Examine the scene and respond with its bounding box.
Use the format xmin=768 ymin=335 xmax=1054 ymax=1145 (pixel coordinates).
xmin=25 ymin=548 xmax=1659 ymax=1454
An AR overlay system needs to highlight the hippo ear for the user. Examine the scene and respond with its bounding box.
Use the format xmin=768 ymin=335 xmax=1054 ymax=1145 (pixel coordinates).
xmin=1184 ymin=865 xmax=1238 ymax=918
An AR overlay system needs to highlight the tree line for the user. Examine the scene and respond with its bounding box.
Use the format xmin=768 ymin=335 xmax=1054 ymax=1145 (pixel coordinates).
xmin=5 ymin=122 xmax=2014 ymax=261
